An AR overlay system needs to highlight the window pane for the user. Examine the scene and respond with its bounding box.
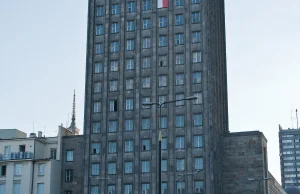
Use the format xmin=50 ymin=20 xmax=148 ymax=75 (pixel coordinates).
xmin=195 ymin=157 xmax=204 ymax=170
xmin=194 ymin=135 xmax=203 ymax=148
xmin=193 ymin=114 xmax=203 ymax=126
xmin=125 ymin=119 xmax=134 ymax=131
xmin=175 ymin=115 xmax=185 ymax=127
xmin=92 ymin=143 xmax=101 ymax=155
xmin=108 ymin=163 xmax=116 ymax=174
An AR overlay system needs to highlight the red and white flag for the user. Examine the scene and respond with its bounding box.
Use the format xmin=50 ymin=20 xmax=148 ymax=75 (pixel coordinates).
xmin=157 ymin=0 xmax=168 ymax=8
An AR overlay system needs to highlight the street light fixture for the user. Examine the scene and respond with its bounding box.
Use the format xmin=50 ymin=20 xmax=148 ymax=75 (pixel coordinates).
xmin=248 ymin=177 xmax=271 ymax=194
xmin=142 ymin=96 xmax=198 ymax=194
xmin=177 ymin=170 xmax=200 ymax=180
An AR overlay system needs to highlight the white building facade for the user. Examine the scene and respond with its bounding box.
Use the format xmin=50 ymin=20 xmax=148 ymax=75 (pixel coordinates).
xmin=0 ymin=130 xmax=63 ymax=194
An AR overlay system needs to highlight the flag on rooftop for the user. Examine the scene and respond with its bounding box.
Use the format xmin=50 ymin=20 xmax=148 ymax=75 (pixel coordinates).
xmin=158 ymin=0 xmax=168 ymax=8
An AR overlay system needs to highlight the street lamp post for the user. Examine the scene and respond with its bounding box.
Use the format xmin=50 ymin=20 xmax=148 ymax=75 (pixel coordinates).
xmin=248 ymin=177 xmax=271 ymax=194
xmin=143 ymin=96 xmax=198 ymax=194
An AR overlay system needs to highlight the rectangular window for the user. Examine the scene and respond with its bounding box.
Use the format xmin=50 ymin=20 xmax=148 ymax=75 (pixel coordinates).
xmin=193 ymin=52 xmax=201 ymax=63
xmin=64 ymin=191 xmax=72 ymax=194
xmin=125 ymin=98 xmax=134 ymax=111
xmin=195 ymin=157 xmax=204 ymax=170
xmin=176 ymin=182 xmax=185 ymax=194
xmin=142 ymin=139 xmax=151 ymax=151
xmin=14 ymin=164 xmax=22 ymax=176
xmin=175 ymin=33 xmax=184 ymax=45
xmin=142 ymin=97 xmax=151 ymax=109
xmin=142 ymin=57 xmax=151 ymax=68
xmin=192 ymin=31 xmax=201 ymax=43
xmin=193 ymin=114 xmax=203 ymax=126
xmin=159 ymin=16 xmax=167 ymax=27
xmin=108 ymin=142 xmax=117 ymax=153
xmin=162 ymin=159 xmax=167 ymax=172
xmin=95 ymin=62 xmax=103 ymax=73
xmin=111 ymin=23 xmax=119 ymax=33
xmin=109 ymin=80 xmax=118 ymax=91
xmin=175 ymin=54 xmax=184 ymax=65
xmin=109 ymin=120 xmax=118 ymax=133
xmin=143 ymin=18 xmax=151 ymax=29
xmin=96 ymin=6 xmax=104 ymax=17
xmin=142 ymin=77 xmax=151 ymax=88
xmin=162 ymin=183 xmax=168 ymax=194
xmin=159 ymin=95 xmax=167 ymax=107
xmin=125 ymin=140 xmax=134 ymax=152
xmin=126 ymin=58 xmax=135 ymax=70
xmin=110 ymin=41 xmax=119 ymax=53
xmin=91 ymin=143 xmax=101 ymax=155
xmin=159 ymin=75 xmax=167 ymax=87
xmin=124 ymin=184 xmax=132 ymax=194
xmin=127 ymin=2 xmax=135 ymax=13
xmin=37 ymin=183 xmax=44 ymax=194
xmin=175 ymin=94 xmax=185 ymax=106
xmin=175 ymin=115 xmax=185 ymax=127
xmin=111 ymin=4 xmax=120 ymax=15
xmin=96 ymin=24 xmax=104 ymax=35
xmin=66 ymin=150 xmax=74 ymax=162
xmin=110 ymin=60 xmax=119 ymax=72
xmin=194 ymin=181 xmax=204 ymax=193
xmin=175 ymin=14 xmax=184 ymax=25
xmin=38 ymin=163 xmax=45 ymax=176
xmin=65 ymin=169 xmax=73 ymax=182
xmin=176 ymin=159 xmax=185 ymax=171
xmin=192 ymin=72 xmax=202 ymax=83
xmin=127 ymin=20 xmax=135 ymax=31
xmin=162 ymin=137 xmax=167 ymax=150
xmin=175 ymin=74 xmax=184 ymax=85
xmin=93 ymin=122 xmax=101 ymax=133
xmin=93 ymin=102 xmax=101 ymax=113
xmin=108 ymin=163 xmax=116 ymax=175
xmin=159 ymin=36 xmax=167 ymax=47
xmin=159 ymin=55 xmax=167 ymax=67
xmin=142 ymin=161 xmax=150 ymax=173
xmin=142 ymin=183 xmax=150 ymax=194
xmin=142 ymin=118 xmax=151 ymax=130
xmin=192 ymin=12 xmax=201 ymax=23
xmin=192 ymin=0 xmax=200 ymax=4
xmin=50 ymin=148 xmax=57 ymax=159
xmin=94 ymin=82 xmax=101 ymax=93
xmin=13 ymin=183 xmax=20 ymax=194
xmin=0 ymin=165 xmax=6 ymax=176
xmin=124 ymin=162 xmax=133 ymax=174
xmin=143 ymin=0 xmax=151 ymax=10
xmin=160 ymin=117 xmax=168 ymax=129
xmin=125 ymin=79 xmax=134 ymax=90
xmin=91 ymin=186 xmax=99 ymax=194
xmin=194 ymin=135 xmax=203 ymax=148
xmin=175 ymin=0 xmax=183 ymax=6
xmin=126 ymin=39 xmax=135 ymax=51
xmin=91 ymin=164 xmax=100 ymax=176
xmin=95 ymin=43 xmax=104 ymax=54
xmin=108 ymin=185 xmax=116 ymax=194
xmin=193 ymin=92 xmax=203 ymax=104
xmin=143 ymin=37 xmax=151 ymax=49
xmin=109 ymin=100 xmax=118 ymax=112
xmin=176 ymin=137 xmax=185 ymax=149
xmin=125 ymin=119 xmax=134 ymax=131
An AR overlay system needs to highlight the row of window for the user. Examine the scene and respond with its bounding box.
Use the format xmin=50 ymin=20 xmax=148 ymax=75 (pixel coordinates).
xmin=88 ymin=157 xmax=203 ymax=176
xmin=91 ymin=135 xmax=203 ymax=155
xmin=92 ymin=113 xmax=203 ymax=133
xmin=92 ymin=114 xmax=203 ymax=133
xmin=94 ymin=53 xmax=202 ymax=74
xmin=0 ymin=163 xmax=45 ymax=176
xmin=96 ymin=0 xmax=201 ymax=17
xmin=88 ymin=181 xmax=203 ymax=194
xmin=0 ymin=183 xmax=44 ymax=194
xmin=95 ymin=35 xmax=202 ymax=53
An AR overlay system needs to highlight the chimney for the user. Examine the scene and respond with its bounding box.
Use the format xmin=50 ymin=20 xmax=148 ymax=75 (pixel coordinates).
xmin=38 ymin=131 xmax=42 ymax=137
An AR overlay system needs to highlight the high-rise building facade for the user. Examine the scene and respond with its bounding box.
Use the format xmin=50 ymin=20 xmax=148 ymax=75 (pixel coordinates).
xmin=279 ymin=125 xmax=300 ymax=188
xmin=83 ymin=0 xmax=229 ymax=193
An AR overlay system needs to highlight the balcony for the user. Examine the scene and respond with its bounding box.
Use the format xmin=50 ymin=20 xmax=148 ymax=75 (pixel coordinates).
xmin=0 ymin=152 xmax=33 ymax=161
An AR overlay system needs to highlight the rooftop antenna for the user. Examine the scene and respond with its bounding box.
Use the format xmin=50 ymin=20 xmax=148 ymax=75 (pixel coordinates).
xmin=296 ymin=109 xmax=299 ymax=129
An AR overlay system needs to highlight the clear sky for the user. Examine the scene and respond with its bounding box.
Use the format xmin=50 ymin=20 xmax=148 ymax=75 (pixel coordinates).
xmin=1 ymin=0 xmax=299 ymax=182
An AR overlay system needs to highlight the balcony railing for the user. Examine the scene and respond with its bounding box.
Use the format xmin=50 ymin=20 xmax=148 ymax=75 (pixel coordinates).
xmin=0 ymin=152 xmax=33 ymax=161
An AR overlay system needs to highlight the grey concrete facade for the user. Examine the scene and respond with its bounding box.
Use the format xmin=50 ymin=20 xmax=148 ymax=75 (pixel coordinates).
xmin=221 ymin=131 xmax=286 ymax=194
xmin=278 ymin=126 xmax=300 ymax=188
xmin=60 ymin=135 xmax=84 ymax=194
xmin=83 ymin=0 xmax=229 ymax=193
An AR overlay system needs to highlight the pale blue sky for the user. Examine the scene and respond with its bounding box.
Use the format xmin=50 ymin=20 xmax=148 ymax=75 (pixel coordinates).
xmin=1 ymin=0 xmax=299 ymax=182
